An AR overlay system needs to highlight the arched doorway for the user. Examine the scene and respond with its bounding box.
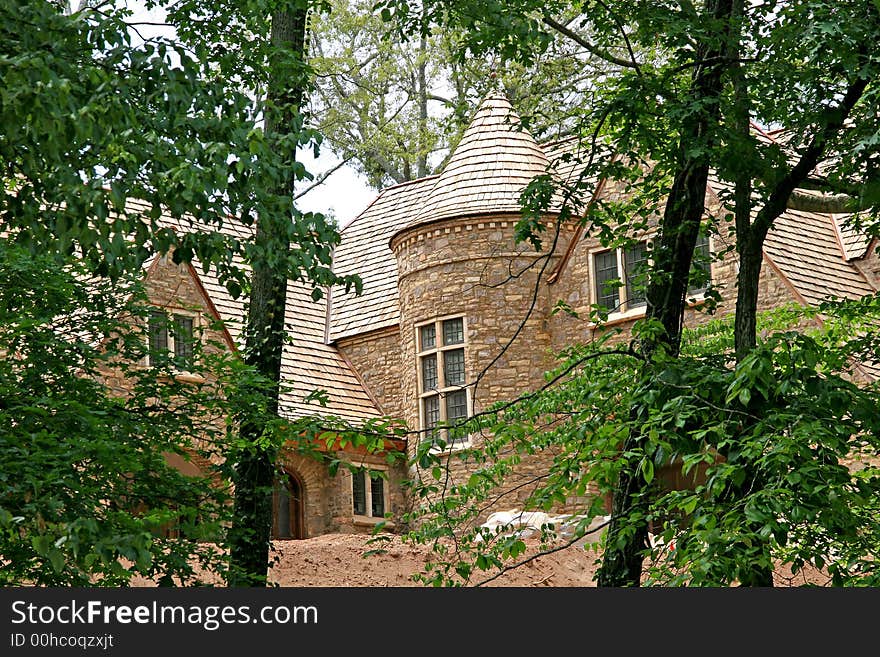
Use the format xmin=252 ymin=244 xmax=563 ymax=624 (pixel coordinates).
xmin=273 ymin=469 xmax=305 ymax=539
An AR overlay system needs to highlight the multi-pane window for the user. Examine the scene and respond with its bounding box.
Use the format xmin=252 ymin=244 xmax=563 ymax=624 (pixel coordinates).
xmin=593 ymin=242 xmax=650 ymax=315
xmin=593 ymin=250 xmax=620 ymax=311
xmin=417 ymin=316 xmax=470 ymax=448
xmin=624 ymin=243 xmax=649 ymax=308
xmin=352 ymin=469 xmax=386 ymax=520
xmin=688 ymin=233 xmax=712 ymax=297
xmin=147 ymin=309 xmax=196 ymax=369
xmin=593 ymin=235 xmax=711 ymax=315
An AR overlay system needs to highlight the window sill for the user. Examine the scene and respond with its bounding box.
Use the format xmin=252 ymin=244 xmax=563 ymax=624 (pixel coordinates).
xmin=173 ymin=372 xmax=206 ymax=384
xmin=588 ymin=294 xmax=708 ymax=329
xmin=685 ymin=293 xmax=708 ymax=308
xmin=146 ymin=370 xmax=207 ymax=385
xmin=428 ymin=440 xmax=473 ymax=457
xmin=587 ymin=306 xmax=646 ymax=330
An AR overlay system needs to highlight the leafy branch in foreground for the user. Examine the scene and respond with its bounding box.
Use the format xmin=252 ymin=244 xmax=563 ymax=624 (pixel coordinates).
xmin=0 ymin=239 xmax=234 ymax=586
xmin=401 ymin=302 xmax=880 ymax=586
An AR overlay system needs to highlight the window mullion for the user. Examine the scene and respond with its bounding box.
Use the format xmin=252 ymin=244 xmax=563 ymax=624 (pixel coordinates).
xmin=616 ymin=248 xmax=626 ymax=312
xmin=364 ymin=473 xmax=372 ymax=518
xmin=436 ymin=323 xmax=448 ymax=424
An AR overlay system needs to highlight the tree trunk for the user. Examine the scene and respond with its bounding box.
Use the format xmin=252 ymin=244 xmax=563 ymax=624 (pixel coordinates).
xmin=598 ymin=0 xmax=735 ymax=587
xmin=228 ymin=4 xmax=309 ymax=587
xmin=727 ymin=72 xmax=867 ymax=587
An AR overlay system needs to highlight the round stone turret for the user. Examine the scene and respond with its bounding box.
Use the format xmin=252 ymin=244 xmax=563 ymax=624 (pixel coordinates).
xmin=390 ymin=94 xmax=575 ymax=463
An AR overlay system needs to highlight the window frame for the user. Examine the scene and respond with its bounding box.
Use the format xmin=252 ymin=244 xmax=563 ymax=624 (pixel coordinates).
xmin=687 ymin=232 xmax=712 ymax=299
xmin=146 ymin=307 xmax=199 ymax=372
xmin=351 ymin=464 xmax=390 ymax=526
xmin=589 ymin=233 xmax=712 ymax=320
xmin=415 ymin=315 xmax=472 ymax=451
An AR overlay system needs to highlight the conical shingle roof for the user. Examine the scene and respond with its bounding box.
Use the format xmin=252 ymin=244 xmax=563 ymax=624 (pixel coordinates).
xmin=407 ymin=93 xmax=553 ymax=228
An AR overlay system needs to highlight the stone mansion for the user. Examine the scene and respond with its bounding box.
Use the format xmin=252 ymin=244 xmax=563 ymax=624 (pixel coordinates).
xmin=128 ymin=93 xmax=880 ymax=539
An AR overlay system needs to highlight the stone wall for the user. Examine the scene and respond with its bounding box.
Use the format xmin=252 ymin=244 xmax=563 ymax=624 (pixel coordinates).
xmin=852 ymin=238 xmax=880 ymax=290
xmin=390 ymin=213 xmax=581 ymax=521
xmin=337 ymin=326 xmax=405 ymax=419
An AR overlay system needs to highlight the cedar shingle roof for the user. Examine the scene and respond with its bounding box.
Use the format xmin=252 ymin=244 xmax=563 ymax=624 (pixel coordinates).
xmin=834 ymin=214 xmax=873 ymax=261
xmin=198 ymin=267 xmax=381 ymax=422
xmin=331 ymin=177 xmax=437 ymax=342
xmin=132 ymin=201 xmax=381 ymax=423
xmin=404 ymin=93 xmax=555 ymax=230
xmin=762 ymin=207 xmax=875 ymax=305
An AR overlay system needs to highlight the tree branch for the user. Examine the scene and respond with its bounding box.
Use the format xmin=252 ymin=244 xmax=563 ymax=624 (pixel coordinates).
xmin=542 ymin=16 xmax=641 ymax=73
xmin=293 ymin=156 xmax=354 ymax=200
xmin=785 ymin=189 xmax=868 ymax=214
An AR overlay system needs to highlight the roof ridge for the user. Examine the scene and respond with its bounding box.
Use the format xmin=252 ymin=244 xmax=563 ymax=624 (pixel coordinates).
xmin=340 ymin=174 xmax=440 ymax=235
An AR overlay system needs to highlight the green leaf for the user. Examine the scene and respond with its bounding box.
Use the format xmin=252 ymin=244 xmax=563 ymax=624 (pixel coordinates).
xmin=48 ymin=548 xmax=65 ymax=574
xmin=643 ymin=458 xmax=654 ymax=484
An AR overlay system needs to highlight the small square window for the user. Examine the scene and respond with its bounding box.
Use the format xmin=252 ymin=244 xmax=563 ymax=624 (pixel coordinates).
xmin=420 ymin=324 xmax=436 ymax=350
xmin=442 ymin=318 xmax=464 ymax=345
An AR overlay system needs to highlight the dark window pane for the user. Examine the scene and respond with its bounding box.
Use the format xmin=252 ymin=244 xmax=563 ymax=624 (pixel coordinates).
xmin=624 ymin=243 xmax=648 ymax=308
xmin=593 ymin=251 xmax=620 ymax=312
xmin=421 ymin=354 xmax=437 ymax=390
xmin=370 ymin=475 xmax=384 ymax=517
xmin=148 ymin=310 xmax=168 ymax=364
xmin=446 ymin=389 xmax=468 ymax=421
xmin=419 ymin=324 xmax=436 ymax=350
xmin=149 ymin=311 xmax=168 ymax=352
xmin=275 ymin=476 xmax=291 ymax=539
xmin=352 ymin=470 xmax=366 ymax=516
xmin=173 ymin=314 xmax=194 ymax=365
xmin=444 ymin=349 xmax=465 ymax=386
xmin=442 ymin=318 xmax=464 ymax=345
xmin=424 ymin=395 xmax=440 ymax=428
xmin=423 ymin=395 xmax=440 ymax=441
xmin=689 ymin=233 xmax=711 ymax=295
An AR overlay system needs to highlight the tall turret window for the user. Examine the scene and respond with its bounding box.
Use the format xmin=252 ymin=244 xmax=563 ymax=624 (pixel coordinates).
xmin=416 ymin=316 xmax=470 ymax=449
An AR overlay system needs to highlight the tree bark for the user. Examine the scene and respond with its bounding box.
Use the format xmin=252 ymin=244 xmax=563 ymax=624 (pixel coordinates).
xmin=228 ymin=4 xmax=309 ymax=587
xmin=598 ymin=0 xmax=735 ymax=587
xmin=728 ymin=73 xmax=868 ymax=587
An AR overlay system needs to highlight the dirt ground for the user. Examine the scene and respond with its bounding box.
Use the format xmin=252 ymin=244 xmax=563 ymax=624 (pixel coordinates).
xmin=265 ymin=532 xmax=604 ymax=587
xmin=258 ymin=531 xmax=829 ymax=587
xmin=128 ymin=528 xmax=829 ymax=587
